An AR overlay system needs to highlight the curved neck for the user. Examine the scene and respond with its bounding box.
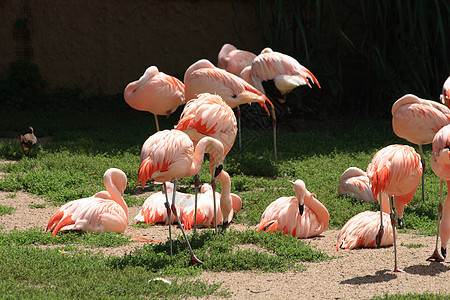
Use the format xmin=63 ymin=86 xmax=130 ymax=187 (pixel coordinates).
xmin=187 ymin=137 xmax=224 ymax=177
xmin=304 ymin=192 xmax=329 ymax=229
xmin=105 ymin=174 xmax=128 ymax=218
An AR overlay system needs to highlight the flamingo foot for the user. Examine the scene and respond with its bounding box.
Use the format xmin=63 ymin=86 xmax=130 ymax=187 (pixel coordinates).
xmin=189 ymin=254 xmax=203 ymax=265
xmin=221 ymin=221 xmax=229 ymax=231
xmin=393 ymin=267 xmax=405 ymax=273
xmin=426 ymin=248 xmax=445 ymax=262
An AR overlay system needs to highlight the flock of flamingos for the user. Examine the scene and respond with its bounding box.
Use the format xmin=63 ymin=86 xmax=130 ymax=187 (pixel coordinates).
xmin=43 ymin=43 xmax=450 ymax=270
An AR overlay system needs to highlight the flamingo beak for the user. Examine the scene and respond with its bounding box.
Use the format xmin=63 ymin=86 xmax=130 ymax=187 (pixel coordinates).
xmin=214 ymin=165 xmax=223 ymax=177
xmin=298 ymin=203 xmax=304 ymax=216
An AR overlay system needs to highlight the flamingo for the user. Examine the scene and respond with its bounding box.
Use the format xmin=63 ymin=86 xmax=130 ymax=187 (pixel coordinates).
xmin=338 ymin=167 xmax=378 ymax=203
xmin=175 ymin=93 xmax=238 ymax=232
xmin=46 ymin=168 xmax=128 ymax=235
xmin=217 ymin=43 xmax=256 ymax=76
xmin=366 ymin=144 xmax=422 ymax=272
xmin=138 ymin=129 xmax=225 ymax=264
xmin=256 ymin=179 xmax=329 ymax=239
xmin=240 ymin=48 xmax=320 ymax=160
xmin=392 ymin=93 xmax=450 ymax=202
xmin=134 ymin=182 xmax=242 ymax=230
xmin=427 ymin=124 xmax=450 ymax=262
xmin=20 ymin=126 xmax=37 ymax=156
xmin=440 ymin=76 xmax=450 ymax=108
xmin=183 ymin=59 xmax=274 ymax=157
xmin=124 ymin=66 xmax=185 ymax=131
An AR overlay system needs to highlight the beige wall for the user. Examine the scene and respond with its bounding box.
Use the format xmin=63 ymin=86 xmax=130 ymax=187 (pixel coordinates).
xmin=0 ymin=0 xmax=264 ymax=94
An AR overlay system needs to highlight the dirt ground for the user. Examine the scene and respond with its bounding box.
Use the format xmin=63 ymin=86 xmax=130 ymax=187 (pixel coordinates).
xmin=0 ymin=188 xmax=449 ymax=299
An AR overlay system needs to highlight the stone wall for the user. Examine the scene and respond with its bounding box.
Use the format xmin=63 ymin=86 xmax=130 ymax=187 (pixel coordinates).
xmin=0 ymin=0 xmax=264 ymax=94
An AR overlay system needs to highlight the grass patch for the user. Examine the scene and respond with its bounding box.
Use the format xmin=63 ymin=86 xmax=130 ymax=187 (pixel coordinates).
xmin=400 ymin=242 xmax=425 ymax=249
xmin=0 ymin=204 xmax=16 ymax=215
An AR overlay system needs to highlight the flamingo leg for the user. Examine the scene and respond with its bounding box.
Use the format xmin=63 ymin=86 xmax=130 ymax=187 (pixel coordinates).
xmin=419 ymin=144 xmax=425 ymax=203
xmin=193 ymin=174 xmax=200 ymax=234
xmin=153 ymin=113 xmax=160 ymax=131
xmin=390 ymin=195 xmax=404 ymax=272
xmin=171 ymin=179 xmax=203 ymax=265
xmin=271 ymin=106 xmax=277 ymax=161
xmin=163 ymin=182 xmax=173 ymax=258
xmin=427 ymin=180 xmax=445 ymax=262
xmin=211 ymin=177 xmax=218 ymax=235
xmin=376 ymin=193 xmax=384 ymax=248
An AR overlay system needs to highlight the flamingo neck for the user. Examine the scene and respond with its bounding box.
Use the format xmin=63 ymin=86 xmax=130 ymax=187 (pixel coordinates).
xmin=105 ymin=175 xmax=128 ymax=218
xmin=216 ymin=170 xmax=233 ymax=221
xmin=303 ymin=191 xmax=329 ymax=230
xmin=187 ymin=137 xmax=224 ymax=177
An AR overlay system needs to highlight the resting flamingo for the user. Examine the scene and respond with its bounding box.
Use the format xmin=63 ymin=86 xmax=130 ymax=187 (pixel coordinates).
xmin=427 ymin=124 xmax=450 ymax=262
xmin=46 ymin=168 xmax=128 ymax=235
xmin=392 ymin=94 xmax=450 ymax=202
xmin=240 ymin=48 xmax=320 ymax=160
xmin=217 ymin=43 xmax=256 ymax=76
xmin=124 ymin=66 xmax=185 ymax=131
xmin=366 ymin=144 xmax=422 ymax=272
xmin=440 ymin=76 xmax=450 ymax=108
xmin=256 ymin=179 xmax=329 ymax=239
xmin=138 ymin=129 xmax=225 ymax=264
xmin=338 ymin=167 xmax=377 ymax=203
xmin=184 ymin=59 xmax=274 ymax=156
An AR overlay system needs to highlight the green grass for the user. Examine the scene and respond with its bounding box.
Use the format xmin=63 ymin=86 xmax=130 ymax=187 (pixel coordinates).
xmin=0 ymin=105 xmax=447 ymax=298
xmin=0 ymin=204 xmax=16 ymax=215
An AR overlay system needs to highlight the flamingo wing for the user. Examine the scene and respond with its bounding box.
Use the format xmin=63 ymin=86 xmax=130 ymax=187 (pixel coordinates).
xmin=338 ymin=167 xmax=376 ymax=203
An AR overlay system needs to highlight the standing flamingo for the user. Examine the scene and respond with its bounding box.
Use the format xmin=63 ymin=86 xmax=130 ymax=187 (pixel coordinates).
xmin=46 ymin=168 xmax=128 ymax=235
xmin=124 ymin=66 xmax=185 ymax=131
xmin=240 ymin=48 xmax=320 ymax=160
xmin=256 ymin=179 xmax=329 ymax=239
xmin=427 ymin=124 xmax=450 ymax=262
xmin=392 ymin=94 xmax=450 ymax=202
xmin=366 ymin=144 xmax=422 ymax=272
xmin=175 ymin=93 xmax=238 ymax=232
xmin=183 ymin=59 xmax=274 ymax=157
xmin=138 ymin=129 xmax=225 ymax=264
xmin=440 ymin=76 xmax=450 ymax=108
xmin=217 ymin=43 xmax=256 ymax=76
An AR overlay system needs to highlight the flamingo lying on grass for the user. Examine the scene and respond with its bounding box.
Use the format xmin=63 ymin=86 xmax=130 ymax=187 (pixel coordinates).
xmin=124 ymin=66 xmax=185 ymax=131
xmin=366 ymin=144 xmax=422 ymax=272
xmin=134 ymin=182 xmax=242 ymax=230
xmin=256 ymin=179 xmax=329 ymax=239
xmin=46 ymin=168 xmax=128 ymax=235
xmin=427 ymin=124 xmax=450 ymax=262
xmin=138 ymin=129 xmax=225 ymax=264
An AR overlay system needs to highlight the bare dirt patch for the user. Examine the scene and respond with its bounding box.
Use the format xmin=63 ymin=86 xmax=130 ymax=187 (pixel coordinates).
xmin=0 ymin=189 xmax=449 ymax=299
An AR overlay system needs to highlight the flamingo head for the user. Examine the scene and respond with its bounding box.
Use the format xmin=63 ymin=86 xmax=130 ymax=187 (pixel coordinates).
xmin=292 ymin=179 xmax=306 ymax=216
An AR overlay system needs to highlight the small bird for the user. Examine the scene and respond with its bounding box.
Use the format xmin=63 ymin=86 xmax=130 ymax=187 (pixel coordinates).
xmin=427 ymin=124 xmax=450 ymax=262
xmin=124 ymin=66 xmax=185 ymax=131
xmin=392 ymin=94 xmax=450 ymax=203
xmin=20 ymin=126 xmax=37 ymax=155
xmin=46 ymin=168 xmax=128 ymax=235
xmin=217 ymin=43 xmax=256 ymax=76
xmin=138 ymin=129 xmax=225 ymax=264
xmin=366 ymin=144 xmax=422 ymax=272
xmin=440 ymin=76 xmax=450 ymax=108
xmin=256 ymin=179 xmax=329 ymax=239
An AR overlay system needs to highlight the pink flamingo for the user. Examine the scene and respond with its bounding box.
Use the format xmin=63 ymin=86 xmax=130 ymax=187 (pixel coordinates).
xmin=256 ymin=179 xmax=329 ymax=239
xmin=366 ymin=144 xmax=422 ymax=272
xmin=138 ymin=129 xmax=225 ymax=264
xmin=241 ymin=48 xmax=320 ymax=104
xmin=337 ymin=211 xmax=396 ymax=250
xmin=183 ymin=58 xmax=275 ymax=157
xmin=338 ymin=167 xmax=377 ymax=203
xmin=175 ymin=93 xmax=238 ymax=232
xmin=440 ymin=76 xmax=450 ymax=108
xmin=124 ymin=66 xmax=185 ymax=131
xmin=46 ymin=168 xmax=128 ymax=235
xmin=427 ymin=124 xmax=450 ymax=262
xmin=392 ymin=93 xmax=450 ymax=202
xmin=217 ymin=43 xmax=256 ymax=76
